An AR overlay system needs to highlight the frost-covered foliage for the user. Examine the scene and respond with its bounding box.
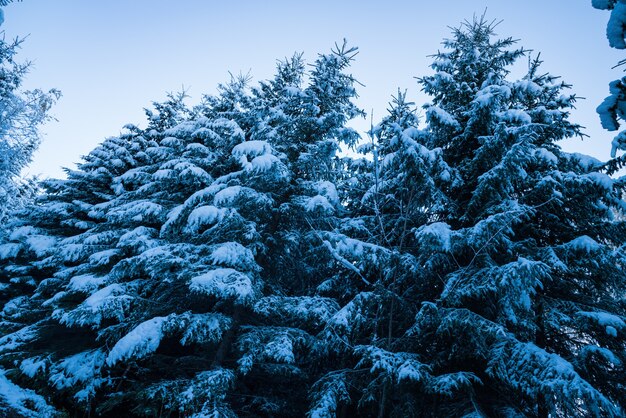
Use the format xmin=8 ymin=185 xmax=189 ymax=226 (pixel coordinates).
xmin=305 ymin=17 xmax=625 ymax=417
xmin=0 ymin=368 xmax=57 ymax=417
xmin=593 ymin=0 xmax=626 ymax=171
xmin=402 ymin=17 xmax=624 ymax=417
xmin=0 ymin=27 xmax=59 ymax=229
xmin=0 ymin=41 xmax=365 ymax=417
xmin=593 ymin=0 xmax=626 ymax=49
xmin=0 ymin=15 xmax=624 ymax=418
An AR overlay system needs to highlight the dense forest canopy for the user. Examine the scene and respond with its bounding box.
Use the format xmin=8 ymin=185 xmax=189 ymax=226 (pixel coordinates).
xmin=0 ymin=6 xmax=624 ymax=418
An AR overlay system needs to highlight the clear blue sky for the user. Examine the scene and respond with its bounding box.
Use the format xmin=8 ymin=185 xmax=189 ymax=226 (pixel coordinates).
xmin=3 ymin=0 xmax=622 ymax=179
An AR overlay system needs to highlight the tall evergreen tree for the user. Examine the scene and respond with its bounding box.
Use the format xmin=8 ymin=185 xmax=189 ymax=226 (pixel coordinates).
xmin=0 ymin=28 xmax=59 ymax=228
xmin=0 ymin=88 xmax=278 ymax=416
xmin=409 ymin=17 xmax=625 ymax=417
xmin=0 ymin=42 xmax=366 ymax=417
xmin=233 ymin=41 xmax=366 ymax=416
xmin=307 ymin=17 xmax=625 ymax=418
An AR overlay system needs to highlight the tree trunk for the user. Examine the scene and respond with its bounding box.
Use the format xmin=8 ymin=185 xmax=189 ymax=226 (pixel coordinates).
xmin=535 ymin=296 xmax=549 ymax=418
xmin=378 ymin=384 xmax=388 ymax=418
xmin=212 ymin=306 xmax=242 ymax=368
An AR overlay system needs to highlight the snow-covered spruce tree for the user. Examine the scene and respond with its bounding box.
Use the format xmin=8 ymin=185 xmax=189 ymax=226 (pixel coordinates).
xmin=303 ymin=91 xmax=458 ymax=417
xmin=225 ymin=42 xmax=367 ymax=416
xmin=0 ymin=42 xmax=366 ymax=417
xmin=307 ymin=17 xmax=625 ymax=418
xmin=362 ymin=90 xmax=453 ymax=250
xmin=0 ymin=26 xmax=59 ymax=229
xmin=0 ymin=119 xmax=156 ymax=416
xmin=0 ymin=104 xmax=179 ymax=415
xmin=404 ymin=18 xmax=625 ymax=416
xmin=158 ymin=46 xmax=366 ymax=415
xmin=0 ymin=89 xmax=270 ymax=416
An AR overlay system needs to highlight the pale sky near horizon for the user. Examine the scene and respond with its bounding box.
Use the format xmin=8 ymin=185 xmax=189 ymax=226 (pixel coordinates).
xmin=3 ymin=1 xmax=623 ymax=179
